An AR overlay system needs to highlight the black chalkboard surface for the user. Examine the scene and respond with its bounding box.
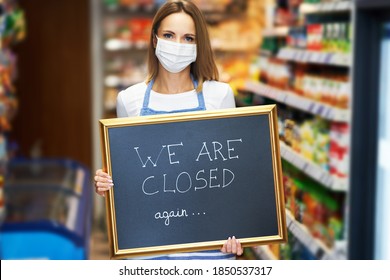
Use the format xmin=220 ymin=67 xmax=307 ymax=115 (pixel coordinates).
xmin=100 ymin=105 xmax=287 ymax=259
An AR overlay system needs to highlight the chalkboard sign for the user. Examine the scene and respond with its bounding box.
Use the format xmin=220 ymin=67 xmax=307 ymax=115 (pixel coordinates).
xmin=100 ymin=105 xmax=287 ymax=259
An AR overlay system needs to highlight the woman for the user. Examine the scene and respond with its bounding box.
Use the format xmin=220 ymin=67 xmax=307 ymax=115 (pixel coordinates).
xmin=94 ymin=0 xmax=243 ymax=259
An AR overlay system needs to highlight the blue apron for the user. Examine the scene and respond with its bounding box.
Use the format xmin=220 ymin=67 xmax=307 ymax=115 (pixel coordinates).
xmin=138 ymin=76 xmax=235 ymax=260
xmin=140 ymin=76 xmax=206 ymax=116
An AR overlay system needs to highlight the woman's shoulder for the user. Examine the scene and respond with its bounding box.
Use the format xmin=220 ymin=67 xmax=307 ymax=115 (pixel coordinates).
xmin=202 ymin=80 xmax=234 ymax=100
xmin=202 ymin=80 xmax=236 ymax=109
xmin=203 ymin=80 xmax=231 ymax=92
xmin=118 ymin=81 xmax=147 ymax=99
xmin=116 ymin=82 xmax=147 ymax=117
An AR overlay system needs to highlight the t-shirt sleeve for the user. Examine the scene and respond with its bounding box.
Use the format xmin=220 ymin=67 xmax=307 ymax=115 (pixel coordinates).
xmin=116 ymin=91 xmax=128 ymax=118
xmin=220 ymin=84 xmax=236 ymax=109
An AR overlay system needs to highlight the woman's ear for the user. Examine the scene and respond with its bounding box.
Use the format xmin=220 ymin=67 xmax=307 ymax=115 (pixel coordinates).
xmin=152 ymin=34 xmax=157 ymax=48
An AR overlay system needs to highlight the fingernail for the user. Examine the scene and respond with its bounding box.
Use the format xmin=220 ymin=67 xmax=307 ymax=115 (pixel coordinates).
xmin=109 ymin=183 xmax=114 ymax=186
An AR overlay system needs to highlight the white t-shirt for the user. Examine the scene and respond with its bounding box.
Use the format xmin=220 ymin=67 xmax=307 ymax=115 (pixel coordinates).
xmin=116 ymin=80 xmax=236 ymax=117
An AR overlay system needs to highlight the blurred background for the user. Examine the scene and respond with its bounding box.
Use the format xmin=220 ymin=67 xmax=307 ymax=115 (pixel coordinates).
xmin=0 ymin=0 xmax=389 ymax=260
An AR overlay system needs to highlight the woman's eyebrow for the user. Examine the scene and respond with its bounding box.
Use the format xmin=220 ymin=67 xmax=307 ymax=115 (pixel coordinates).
xmin=161 ymin=29 xmax=175 ymax=34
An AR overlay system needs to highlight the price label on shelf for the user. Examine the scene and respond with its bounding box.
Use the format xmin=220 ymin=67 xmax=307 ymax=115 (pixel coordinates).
xmin=310 ymin=51 xmax=322 ymax=63
xmin=321 ymin=2 xmax=334 ymax=12
xmin=336 ymin=1 xmax=350 ymax=11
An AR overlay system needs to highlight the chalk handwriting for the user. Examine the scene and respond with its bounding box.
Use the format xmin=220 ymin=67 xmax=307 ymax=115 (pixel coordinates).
xmin=154 ymin=209 xmax=207 ymax=226
xmin=195 ymin=139 xmax=243 ymax=162
xmin=154 ymin=208 xmax=189 ymax=226
xmin=142 ymin=168 xmax=235 ymax=195
xmin=133 ymin=142 xmax=183 ymax=167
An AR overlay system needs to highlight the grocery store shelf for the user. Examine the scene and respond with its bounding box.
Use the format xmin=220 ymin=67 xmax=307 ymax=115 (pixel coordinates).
xmin=251 ymin=246 xmax=277 ymax=260
xmin=300 ymin=1 xmax=352 ymax=14
xmin=105 ymin=75 xmax=144 ymax=88
xmin=285 ymin=210 xmax=332 ymax=260
xmin=262 ymin=26 xmax=289 ymax=37
xmin=280 ymin=142 xmax=348 ymax=192
xmin=277 ymin=48 xmax=351 ymax=67
xmin=244 ymin=81 xmax=350 ymax=122
xmin=253 ymin=209 xmax=345 ymax=260
xmin=105 ymin=39 xmax=148 ymax=52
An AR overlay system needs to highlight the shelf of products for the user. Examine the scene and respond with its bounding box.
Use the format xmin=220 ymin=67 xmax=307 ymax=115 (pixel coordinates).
xmin=280 ymin=142 xmax=348 ymax=191
xmin=285 ymin=209 xmax=332 ymax=259
xmin=245 ymin=81 xmax=350 ymax=122
xmin=101 ymin=1 xmax=156 ymax=118
xmin=0 ymin=0 xmax=26 ymax=226
xmin=240 ymin=0 xmax=352 ymax=260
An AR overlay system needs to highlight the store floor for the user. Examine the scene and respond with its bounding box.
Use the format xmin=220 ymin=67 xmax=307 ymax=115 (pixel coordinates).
xmin=89 ymin=227 xmax=110 ymax=260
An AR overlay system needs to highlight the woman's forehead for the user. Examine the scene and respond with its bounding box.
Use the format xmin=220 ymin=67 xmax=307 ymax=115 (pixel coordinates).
xmin=159 ymin=12 xmax=196 ymax=34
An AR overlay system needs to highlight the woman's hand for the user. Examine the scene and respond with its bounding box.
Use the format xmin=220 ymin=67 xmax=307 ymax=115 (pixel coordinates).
xmin=94 ymin=169 xmax=113 ymax=197
xmin=221 ymin=236 xmax=243 ymax=256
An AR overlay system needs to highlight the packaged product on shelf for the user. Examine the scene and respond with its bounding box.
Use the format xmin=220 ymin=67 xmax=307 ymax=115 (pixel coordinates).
xmin=258 ymin=56 xmax=269 ymax=84
xmin=283 ymin=119 xmax=296 ymax=147
xmin=307 ymin=24 xmax=323 ymax=51
xmin=293 ymin=64 xmax=306 ymax=95
xmin=287 ymin=172 xmax=344 ymax=248
xmin=260 ymin=58 xmax=293 ymax=90
xmin=287 ymin=26 xmax=307 ymax=49
xmin=335 ymin=77 xmax=350 ymax=109
xmin=130 ymin=17 xmax=152 ymax=48
xmin=329 ymin=122 xmax=350 ymax=179
xmin=260 ymin=36 xmax=287 ymax=56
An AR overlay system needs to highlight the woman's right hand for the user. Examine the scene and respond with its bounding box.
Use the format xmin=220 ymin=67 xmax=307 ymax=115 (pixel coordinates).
xmin=94 ymin=169 xmax=113 ymax=197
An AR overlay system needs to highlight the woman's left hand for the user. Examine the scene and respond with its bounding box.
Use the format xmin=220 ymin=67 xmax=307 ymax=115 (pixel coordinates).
xmin=221 ymin=236 xmax=243 ymax=256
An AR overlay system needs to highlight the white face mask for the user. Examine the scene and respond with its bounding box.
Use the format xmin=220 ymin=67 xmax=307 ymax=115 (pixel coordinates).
xmin=155 ymin=36 xmax=197 ymax=73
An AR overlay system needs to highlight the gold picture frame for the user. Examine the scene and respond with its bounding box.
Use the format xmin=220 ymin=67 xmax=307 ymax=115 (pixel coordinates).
xmin=100 ymin=105 xmax=287 ymax=259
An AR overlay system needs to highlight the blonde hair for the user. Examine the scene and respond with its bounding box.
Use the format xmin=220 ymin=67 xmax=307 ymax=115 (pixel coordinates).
xmin=146 ymin=0 xmax=219 ymax=92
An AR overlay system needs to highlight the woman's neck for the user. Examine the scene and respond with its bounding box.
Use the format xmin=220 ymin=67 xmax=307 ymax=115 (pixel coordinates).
xmin=153 ymin=69 xmax=194 ymax=94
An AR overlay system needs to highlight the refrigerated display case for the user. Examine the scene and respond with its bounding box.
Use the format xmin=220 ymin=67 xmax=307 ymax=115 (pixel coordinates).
xmin=351 ymin=0 xmax=390 ymax=260
xmin=0 ymin=159 xmax=92 ymax=260
xmin=375 ymin=22 xmax=390 ymax=260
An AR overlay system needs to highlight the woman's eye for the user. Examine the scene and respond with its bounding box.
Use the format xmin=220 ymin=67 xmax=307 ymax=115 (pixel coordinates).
xmin=163 ymin=33 xmax=173 ymax=39
xmin=185 ymin=36 xmax=195 ymax=42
